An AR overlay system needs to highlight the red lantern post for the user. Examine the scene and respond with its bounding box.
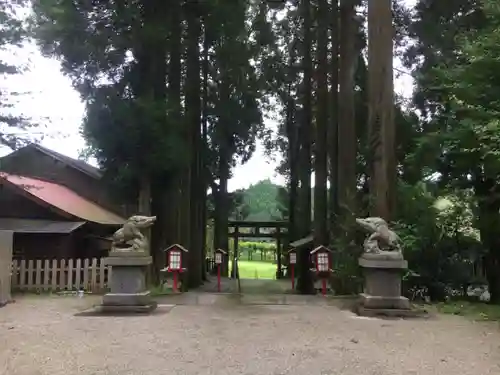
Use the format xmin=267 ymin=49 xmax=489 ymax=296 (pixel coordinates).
xmin=310 ymin=246 xmax=333 ymax=296
xmin=288 ymin=248 xmax=297 ymax=290
xmin=164 ymin=244 xmax=188 ymax=292
xmin=215 ymin=248 xmax=227 ymax=292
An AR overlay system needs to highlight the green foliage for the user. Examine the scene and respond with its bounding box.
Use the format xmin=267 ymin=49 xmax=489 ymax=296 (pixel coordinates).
xmin=0 ymin=0 xmax=36 ymax=149
xmin=425 ymin=1 xmax=500 ymax=184
xmin=32 ymin=0 xmax=269 ymax=197
xmin=239 ymin=179 xmax=283 ymax=221
xmin=25 ymin=0 xmax=497 ymax=300
xmin=435 ymin=301 xmax=500 ymax=321
xmin=393 ymin=182 xmax=483 ymax=300
xmin=237 ymin=241 xmax=277 ymax=262
xmin=31 ymin=0 xmax=180 ymax=197
xmin=239 ymin=241 xmax=276 ymax=252
xmin=398 ymin=0 xmax=500 ymax=301
xmin=207 ymin=179 xmax=284 ymax=221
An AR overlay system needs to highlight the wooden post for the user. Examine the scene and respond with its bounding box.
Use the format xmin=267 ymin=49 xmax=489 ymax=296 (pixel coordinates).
xmin=276 ymin=227 xmax=282 ymax=279
xmin=0 ymin=231 xmax=13 ymax=305
xmin=232 ymin=225 xmax=239 ymax=279
xmin=217 ymin=264 xmax=221 ymax=292
xmin=173 ymin=271 xmax=179 ymax=292
xmin=321 ymin=278 xmax=327 ymax=296
xmin=234 ymin=225 xmax=239 ymax=254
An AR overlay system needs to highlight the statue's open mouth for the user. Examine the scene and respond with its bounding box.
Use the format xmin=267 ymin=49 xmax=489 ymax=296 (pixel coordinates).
xmin=355 ymin=218 xmax=372 ymax=232
xmin=134 ymin=216 xmax=157 ymax=227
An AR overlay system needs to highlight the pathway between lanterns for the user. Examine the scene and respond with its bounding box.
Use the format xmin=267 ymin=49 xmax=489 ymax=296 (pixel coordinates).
xmin=1 ymin=295 xmax=500 ymax=375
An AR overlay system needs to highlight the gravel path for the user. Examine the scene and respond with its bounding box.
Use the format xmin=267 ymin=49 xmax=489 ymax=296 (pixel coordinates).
xmin=1 ymin=296 xmax=500 ymax=375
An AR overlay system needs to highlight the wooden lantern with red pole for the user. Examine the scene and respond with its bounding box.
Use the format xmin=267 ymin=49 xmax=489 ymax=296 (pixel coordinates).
xmin=164 ymin=244 xmax=188 ymax=293
xmin=287 ymin=248 xmax=297 ymax=290
xmin=215 ymin=248 xmax=227 ymax=292
xmin=310 ymin=245 xmax=332 ymax=296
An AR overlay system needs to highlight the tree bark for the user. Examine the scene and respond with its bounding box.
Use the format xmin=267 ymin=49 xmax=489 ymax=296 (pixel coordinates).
xmin=200 ymin=19 xmax=210 ymax=281
xmin=167 ymin=0 xmax=182 ymax=244
xmin=367 ymin=0 xmax=395 ymax=220
xmin=328 ymin=0 xmax=339 ymax=235
xmin=135 ymin=0 xmax=168 ymax=280
xmin=338 ymin=0 xmax=358 ymax=229
xmin=314 ymin=0 xmax=329 ymax=247
xmin=185 ymin=5 xmax=202 ymax=288
xmin=215 ymin=152 xmax=230 ymax=276
xmin=297 ymin=0 xmax=314 ymax=294
xmin=475 ymin=177 xmax=500 ymax=304
xmin=286 ymin=89 xmax=299 ymax=243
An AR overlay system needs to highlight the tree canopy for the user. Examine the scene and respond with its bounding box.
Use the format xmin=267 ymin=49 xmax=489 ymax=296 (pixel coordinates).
xmin=0 ymin=0 xmax=36 ymax=149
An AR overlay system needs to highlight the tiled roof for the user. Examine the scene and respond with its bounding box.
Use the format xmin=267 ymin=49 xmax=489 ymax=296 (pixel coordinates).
xmin=0 ymin=219 xmax=85 ymax=233
xmin=30 ymin=144 xmax=102 ymax=179
xmin=0 ymin=173 xmax=125 ymax=225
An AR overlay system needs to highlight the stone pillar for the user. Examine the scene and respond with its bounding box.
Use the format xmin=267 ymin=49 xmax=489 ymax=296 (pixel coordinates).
xmin=357 ymin=252 xmax=410 ymax=316
xmin=100 ymin=251 xmax=157 ymax=313
xmin=0 ymin=231 xmax=13 ymax=307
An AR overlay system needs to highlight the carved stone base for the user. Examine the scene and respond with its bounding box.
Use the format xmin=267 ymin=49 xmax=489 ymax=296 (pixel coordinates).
xmin=359 ymin=293 xmax=410 ymax=310
xmin=102 ymin=291 xmax=153 ymax=306
xmin=98 ymin=302 xmax=158 ymax=314
xmin=357 ymin=254 xmax=410 ymax=315
xmin=101 ymin=255 xmax=155 ymax=314
xmin=357 ymin=305 xmax=429 ymax=318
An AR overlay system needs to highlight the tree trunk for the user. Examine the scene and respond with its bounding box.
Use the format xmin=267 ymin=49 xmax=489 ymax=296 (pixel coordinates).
xmin=185 ymin=5 xmax=202 ymax=288
xmin=367 ymin=0 xmax=395 ymax=220
xmin=138 ymin=174 xmax=152 ymax=218
xmin=338 ymin=0 xmax=358 ymax=231
xmin=286 ymin=43 xmax=299 ymax=244
xmin=167 ymin=0 xmax=182 ymax=244
xmin=328 ymin=0 xmax=339 ymax=235
xmin=200 ymin=19 xmax=210 ymax=281
xmin=150 ymin=184 xmax=169 ymax=283
xmin=135 ymin=0 xmax=168 ymax=280
xmin=286 ymin=92 xmax=299 ymax=243
xmin=476 ymin=178 xmax=500 ymax=304
xmin=297 ymin=0 xmax=314 ymax=294
xmin=215 ymin=154 xmax=230 ymax=276
xmin=314 ymin=0 xmax=329 ymax=247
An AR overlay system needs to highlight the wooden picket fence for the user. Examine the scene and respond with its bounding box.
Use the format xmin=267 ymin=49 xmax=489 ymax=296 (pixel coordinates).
xmin=11 ymin=258 xmax=111 ymax=293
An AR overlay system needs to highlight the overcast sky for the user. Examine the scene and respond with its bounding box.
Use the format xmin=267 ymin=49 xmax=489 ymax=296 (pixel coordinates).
xmin=0 ymin=2 xmax=415 ymax=192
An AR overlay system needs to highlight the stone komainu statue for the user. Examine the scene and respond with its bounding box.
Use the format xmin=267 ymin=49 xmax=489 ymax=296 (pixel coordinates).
xmin=111 ymin=215 xmax=156 ymax=252
xmin=355 ymin=217 xmax=402 ymax=254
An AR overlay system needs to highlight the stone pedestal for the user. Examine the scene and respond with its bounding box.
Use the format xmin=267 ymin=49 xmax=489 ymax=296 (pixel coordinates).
xmin=357 ymin=252 xmax=411 ymax=317
xmin=99 ymin=251 xmax=157 ymax=313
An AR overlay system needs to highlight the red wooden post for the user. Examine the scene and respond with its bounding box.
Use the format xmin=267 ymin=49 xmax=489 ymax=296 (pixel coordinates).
xmin=173 ymin=271 xmax=178 ymax=292
xmin=215 ymin=248 xmax=227 ymax=293
xmin=288 ymin=248 xmax=297 ymax=290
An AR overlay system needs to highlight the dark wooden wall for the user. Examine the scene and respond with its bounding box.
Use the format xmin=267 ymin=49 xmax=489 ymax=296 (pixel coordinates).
xmin=0 ymin=185 xmax=63 ymax=220
xmin=12 ymin=228 xmax=109 ymax=260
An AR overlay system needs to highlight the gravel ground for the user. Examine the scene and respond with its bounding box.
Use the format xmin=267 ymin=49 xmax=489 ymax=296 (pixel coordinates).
xmin=1 ymin=296 xmax=500 ymax=375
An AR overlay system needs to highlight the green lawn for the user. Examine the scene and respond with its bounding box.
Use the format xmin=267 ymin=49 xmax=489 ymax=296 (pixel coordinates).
xmin=230 ymin=260 xmax=277 ymax=279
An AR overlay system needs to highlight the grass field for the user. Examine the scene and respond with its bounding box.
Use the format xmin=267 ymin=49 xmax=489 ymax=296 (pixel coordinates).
xmin=230 ymin=260 xmax=277 ymax=279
